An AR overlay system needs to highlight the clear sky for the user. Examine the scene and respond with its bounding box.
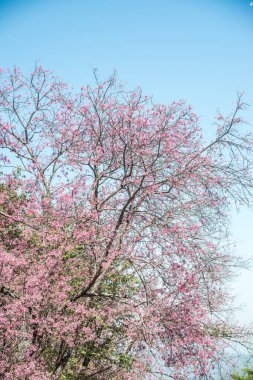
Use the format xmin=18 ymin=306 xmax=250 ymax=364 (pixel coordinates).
xmin=0 ymin=0 xmax=253 ymax=324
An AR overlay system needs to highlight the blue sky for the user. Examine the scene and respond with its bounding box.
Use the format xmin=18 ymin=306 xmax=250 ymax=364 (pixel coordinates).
xmin=0 ymin=0 xmax=253 ymax=324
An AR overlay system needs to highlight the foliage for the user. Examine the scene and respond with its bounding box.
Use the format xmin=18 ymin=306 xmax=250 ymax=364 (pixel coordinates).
xmin=231 ymin=368 xmax=253 ymax=380
xmin=0 ymin=66 xmax=252 ymax=379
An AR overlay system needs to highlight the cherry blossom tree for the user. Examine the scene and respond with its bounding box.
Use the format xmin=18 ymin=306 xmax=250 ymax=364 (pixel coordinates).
xmin=0 ymin=66 xmax=252 ymax=379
